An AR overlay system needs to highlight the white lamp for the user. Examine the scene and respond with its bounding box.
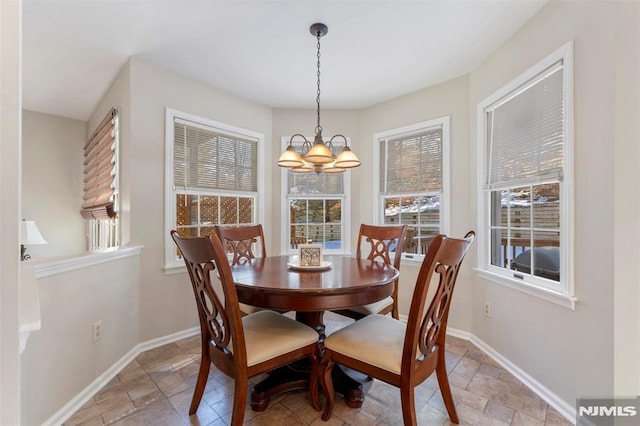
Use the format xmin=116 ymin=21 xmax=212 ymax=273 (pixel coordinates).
xmin=20 ymin=220 xmax=47 ymax=261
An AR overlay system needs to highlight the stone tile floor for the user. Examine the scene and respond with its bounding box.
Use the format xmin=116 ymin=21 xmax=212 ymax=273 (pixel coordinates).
xmin=64 ymin=313 xmax=573 ymax=425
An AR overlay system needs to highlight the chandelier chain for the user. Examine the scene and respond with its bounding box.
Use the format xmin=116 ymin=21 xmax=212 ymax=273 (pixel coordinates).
xmin=316 ymin=31 xmax=322 ymax=134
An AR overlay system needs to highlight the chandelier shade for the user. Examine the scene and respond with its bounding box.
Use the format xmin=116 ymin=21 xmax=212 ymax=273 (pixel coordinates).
xmin=278 ymin=23 xmax=360 ymax=174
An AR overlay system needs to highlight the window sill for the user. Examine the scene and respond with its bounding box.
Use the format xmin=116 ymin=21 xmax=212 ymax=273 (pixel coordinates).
xmin=400 ymin=254 xmax=426 ymax=266
xmin=32 ymin=246 xmax=144 ymax=279
xmin=164 ymin=264 xmax=186 ymax=275
xmin=476 ymin=269 xmax=576 ymax=310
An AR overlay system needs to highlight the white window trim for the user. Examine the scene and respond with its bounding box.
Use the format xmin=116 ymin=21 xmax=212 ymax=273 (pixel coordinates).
xmin=476 ymin=41 xmax=576 ymax=309
xmin=280 ymin=136 xmax=352 ymax=255
xmin=372 ymin=116 xmax=451 ymax=264
xmin=164 ymin=108 xmax=265 ymax=271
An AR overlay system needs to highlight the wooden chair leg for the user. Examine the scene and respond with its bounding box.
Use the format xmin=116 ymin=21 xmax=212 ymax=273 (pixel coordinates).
xmin=231 ymin=377 xmax=248 ymax=426
xmin=400 ymin=385 xmax=417 ymax=426
xmin=320 ymin=356 xmax=335 ymax=421
xmin=308 ymin=349 xmax=321 ymax=411
xmin=435 ymin=357 xmax=459 ymax=424
xmin=189 ymin=356 xmax=211 ymax=415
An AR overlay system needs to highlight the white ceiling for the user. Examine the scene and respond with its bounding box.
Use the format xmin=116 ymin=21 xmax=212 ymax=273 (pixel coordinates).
xmin=22 ymin=0 xmax=548 ymax=121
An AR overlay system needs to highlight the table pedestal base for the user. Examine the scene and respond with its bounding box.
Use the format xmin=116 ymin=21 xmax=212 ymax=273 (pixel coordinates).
xmin=249 ymin=363 xmax=365 ymax=411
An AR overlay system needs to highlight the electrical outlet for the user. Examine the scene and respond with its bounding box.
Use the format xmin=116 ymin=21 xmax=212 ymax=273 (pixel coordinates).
xmin=484 ymin=302 xmax=491 ymax=318
xmin=93 ymin=321 xmax=103 ymax=342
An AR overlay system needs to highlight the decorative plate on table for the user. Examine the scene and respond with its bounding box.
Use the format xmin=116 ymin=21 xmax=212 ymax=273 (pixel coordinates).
xmin=287 ymin=260 xmax=332 ymax=271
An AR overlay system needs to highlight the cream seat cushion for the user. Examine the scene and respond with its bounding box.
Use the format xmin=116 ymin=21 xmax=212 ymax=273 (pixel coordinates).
xmin=347 ymin=296 xmax=393 ymax=316
xmin=241 ymin=310 xmax=318 ymax=367
xmin=324 ymin=314 xmax=406 ymax=375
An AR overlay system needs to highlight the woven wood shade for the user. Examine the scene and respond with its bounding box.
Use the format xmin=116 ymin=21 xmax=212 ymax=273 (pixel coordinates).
xmin=81 ymin=108 xmax=118 ymax=220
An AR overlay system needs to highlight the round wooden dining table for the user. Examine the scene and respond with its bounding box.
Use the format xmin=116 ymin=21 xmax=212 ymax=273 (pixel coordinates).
xmin=229 ymin=254 xmax=399 ymax=411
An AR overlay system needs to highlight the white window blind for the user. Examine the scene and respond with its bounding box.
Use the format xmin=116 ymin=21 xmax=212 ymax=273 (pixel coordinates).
xmin=486 ymin=61 xmax=564 ymax=188
xmin=81 ymin=108 xmax=118 ymax=220
xmin=380 ymin=127 xmax=443 ymax=194
xmin=173 ymin=119 xmax=258 ymax=193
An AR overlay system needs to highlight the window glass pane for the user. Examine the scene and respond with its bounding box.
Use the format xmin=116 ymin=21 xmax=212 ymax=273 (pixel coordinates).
xmin=532 ymin=231 xmax=560 ymax=281
xmin=326 ymin=200 xmax=341 ymax=223
xmin=509 ymin=230 xmax=531 ymax=270
xmin=418 ymin=195 xmax=440 ymax=227
xmin=383 ymin=197 xmax=401 ymax=225
xmin=532 ymin=183 xmax=560 ymax=229
xmin=200 ymin=226 xmax=216 ymax=237
xmin=406 ymin=227 xmax=438 ymax=255
xmin=490 ymin=190 xmax=506 ymax=227
xmin=308 ymin=199 xmax=324 ymax=223
xmin=200 ymin=196 xmax=218 ymax=225
xmin=325 ymin=223 xmax=342 ymax=250
xmin=290 ymin=200 xmax=307 ymax=224
xmin=533 ymin=231 xmax=560 ymax=249
xmin=176 ymin=194 xmax=197 ymax=226
xmin=510 ymin=186 xmax=531 ymax=228
xmin=378 ymin=120 xmax=446 ymax=258
xmin=176 ymin=227 xmax=197 ymax=237
xmin=490 ymin=228 xmax=508 ymax=268
xmin=238 ymin=198 xmax=254 ymax=224
xmin=220 ymin=197 xmax=238 ymax=224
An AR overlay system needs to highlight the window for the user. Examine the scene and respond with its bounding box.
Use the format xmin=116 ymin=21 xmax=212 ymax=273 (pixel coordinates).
xmin=373 ymin=117 xmax=450 ymax=260
xmin=282 ymin=137 xmax=350 ymax=254
xmin=82 ymin=107 xmax=120 ymax=252
xmin=165 ymin=109 xmax=263 ymax=269
xmin=477 ymin=42 xmax=574 ymax=307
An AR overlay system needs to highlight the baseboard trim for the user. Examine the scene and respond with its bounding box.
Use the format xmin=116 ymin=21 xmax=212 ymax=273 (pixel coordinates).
xmin=43 ymin=327 xmax=199 ymax=426
xmin=447 ymin=326 xmax=575 ymax=424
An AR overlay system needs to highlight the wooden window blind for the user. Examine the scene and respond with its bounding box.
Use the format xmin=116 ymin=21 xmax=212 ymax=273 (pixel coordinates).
xmin=81 ymin=108 xmax=118 ymax=220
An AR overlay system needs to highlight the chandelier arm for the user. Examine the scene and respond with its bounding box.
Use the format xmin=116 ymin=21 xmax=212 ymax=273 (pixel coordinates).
xmin=329 ymin=134 xmax=349 ymax=146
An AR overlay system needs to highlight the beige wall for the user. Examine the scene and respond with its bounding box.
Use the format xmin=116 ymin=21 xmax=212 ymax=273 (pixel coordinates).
xmin=612 ymin=1 xmax=640 ymax=397
xmin=127 ymin=58 xmax=273 ymax=341
xmin=22 ymin=111 xmax=87 ymax=258
xmin=467 ymin=0 xmax=639 ymax=405
xmin=20 ymin=254 xmax=141 ymax=425
xmin=1 ymin=0 xmax=22 ymax=423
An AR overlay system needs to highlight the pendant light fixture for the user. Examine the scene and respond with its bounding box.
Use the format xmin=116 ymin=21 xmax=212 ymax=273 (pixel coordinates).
xmin=277 ymin=23 xmax=360 ymax=174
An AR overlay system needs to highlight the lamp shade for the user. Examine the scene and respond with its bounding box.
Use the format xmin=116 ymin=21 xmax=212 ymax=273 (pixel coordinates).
xmin=277 ymin=145 xmax=304 ymax=168
xmin=20 ymin=221 xmax=47 ymax=245
xmin=304 ymin=141 xmax=335 ymax=164
xmin=334 ymin=146 xmax=361 ymax=168
xmin=322 ymin=161 xmax=346 ymax=173
xmin=291 ymin=159 xmax=314 ymax=173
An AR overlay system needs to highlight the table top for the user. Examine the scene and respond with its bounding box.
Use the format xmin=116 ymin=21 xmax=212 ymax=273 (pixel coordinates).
xmin=230 ymin=255 xmax=399 ymax=312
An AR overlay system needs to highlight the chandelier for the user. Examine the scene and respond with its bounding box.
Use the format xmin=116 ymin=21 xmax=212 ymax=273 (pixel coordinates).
xmin=277 ymin=23 xmax=360 ymax=174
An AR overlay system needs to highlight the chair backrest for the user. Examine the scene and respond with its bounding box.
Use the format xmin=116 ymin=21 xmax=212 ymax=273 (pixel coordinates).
xmin=215 ymin=224 xmax=266 ymax=266
xmin=170 ymin=230 xmax=248 ymax=373
xmin=356 ymin=224 xmax=408 ymax=271
xmin=402 ymin=231 xmax=475 ymax=375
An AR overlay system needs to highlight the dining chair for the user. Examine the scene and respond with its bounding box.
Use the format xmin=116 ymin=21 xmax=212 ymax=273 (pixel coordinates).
xmin=170 ymin=230 xmax=321 ymax=424
xmin=214 ymin=224 xmax=266 ymax=266
xmin=215 ymin=224 xmax=268 ymax=315
xmin=318 ymin=231 xmax=475 ymax=425
xmin=332 ymin=224 xmax=408 ymax=320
